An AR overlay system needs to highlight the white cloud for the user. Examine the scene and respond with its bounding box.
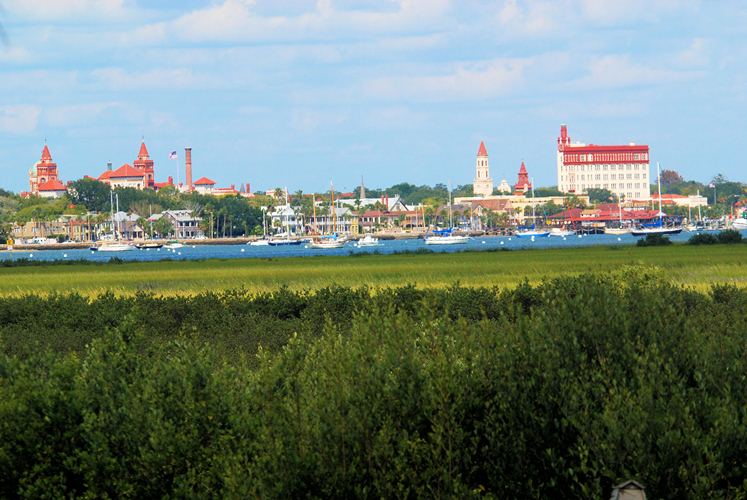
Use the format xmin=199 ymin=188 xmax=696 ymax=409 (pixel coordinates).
xmin=0 ymin=105 xmax=41 ymax=134
xmin=0 ymin=46 xmax=32 ymax=63
xmin=3 ymin=0 xmax=129 ymax=21
xmin=574 ymin=55 xmax=700 ymax=89
xmin=365 ymin=58 xmax=528 ymax=101
xmin=90 ymin=67 xmax=215 ymax=91
xmin=579 ymin=0 xmax=693 ymax=25
xmin=44 ymin=102 xmax=123 ymax=127
xmin=125 ymin=0 xmax=451 ymax=44
xmin=676 ymin=38 xmax=709 ymax=67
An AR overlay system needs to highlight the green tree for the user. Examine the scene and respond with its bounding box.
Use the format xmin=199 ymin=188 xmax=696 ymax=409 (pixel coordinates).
xmin=586 ymin=188 xmax=614 ymax=204
xmin=67 ymin=178 xmax=111 ymax=212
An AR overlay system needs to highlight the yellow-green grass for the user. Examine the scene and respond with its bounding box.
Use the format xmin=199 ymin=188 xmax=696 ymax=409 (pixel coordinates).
xmin=1 ymin=244 xmax=746 ymax=296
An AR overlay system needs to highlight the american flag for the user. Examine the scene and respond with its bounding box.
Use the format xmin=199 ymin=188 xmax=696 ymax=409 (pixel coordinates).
xmin=168 ymin=151 xmax=177 ymax=160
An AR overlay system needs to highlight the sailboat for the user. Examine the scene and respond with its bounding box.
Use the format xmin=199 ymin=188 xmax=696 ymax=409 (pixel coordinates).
xmin=631 ymin=162 xmax=683 ymax=236
xmin=95 ymin=192 xmax=134 ymax=252
xmin=516 ymin=179 xmax=550 ymax=238
xmin=605 ymin=194 xmax=630 ymax=235
xmin=309 ymin=182 xmax=348 ymax=248
xmin=424 ymin=182 xmax=470 ymax=245
xmin=269 ymin=189 xmax=303 ymax=246
xmin=249 ymin=207 xmax=271 ymax=245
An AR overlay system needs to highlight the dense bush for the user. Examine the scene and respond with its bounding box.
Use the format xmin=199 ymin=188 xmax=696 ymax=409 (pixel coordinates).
xmin=2 ymin=276 xmax=747 ymax=498
xmin=688 ymin=232 xmax=718 ymax=245
xmin=636 ymin=233 xmax=672 ymax=247
xmin=717 ymin=229 xmax=743 ymax=244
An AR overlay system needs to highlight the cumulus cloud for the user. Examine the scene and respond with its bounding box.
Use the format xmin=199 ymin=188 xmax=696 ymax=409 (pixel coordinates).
xmin=0 ymin=105 xmax=41 ymax=133
xmin=574 ymin=54 xmax=701 ymax=89
xmin=365 ymin=58 xmax=528 ymax=101
xmin=125 ymin=0 xmax=451 ymax=44
xmin=3 ymin=0 xmax=129 ymax=21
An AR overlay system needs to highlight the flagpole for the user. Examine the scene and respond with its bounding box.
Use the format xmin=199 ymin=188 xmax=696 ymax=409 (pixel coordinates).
xmin=176 ymin=152 xmax=180 ymax=191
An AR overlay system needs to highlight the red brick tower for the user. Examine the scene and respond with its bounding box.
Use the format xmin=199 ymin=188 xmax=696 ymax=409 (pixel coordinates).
xmin=133 ymin=142 xmax=155 ymax=188
xmin=514 ymin=161 xmax=532 ymax=195
xmin=29 ymin=144 xmax=60 ymax=195
xmin=185 ymin=147 xmax=193 ymax=192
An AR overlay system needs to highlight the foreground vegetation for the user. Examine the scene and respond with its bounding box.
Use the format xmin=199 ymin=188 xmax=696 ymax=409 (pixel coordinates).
xmin=2 ymin=273 xmax=747 ymax=498
xmin=1 ymin=243 xmax=746 ymax=296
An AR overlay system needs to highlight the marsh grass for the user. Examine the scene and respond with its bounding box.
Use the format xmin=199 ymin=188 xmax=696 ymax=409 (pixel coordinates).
xmin=0 ymin=244 xmax=745 ymax=296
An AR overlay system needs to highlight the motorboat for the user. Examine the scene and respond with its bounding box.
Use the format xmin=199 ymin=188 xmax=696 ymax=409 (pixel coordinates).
xmin=356 ymin=234 xmax=381 ymax=247
xmin=733 ymin=218 xmax=747 ymax=230
xmin=549 ymin=228 xmax=575 ymax=237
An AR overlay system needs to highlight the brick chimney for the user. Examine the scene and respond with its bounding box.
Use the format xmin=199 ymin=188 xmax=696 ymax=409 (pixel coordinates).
xmin=185 ymin=147 xmax=193 ymax=191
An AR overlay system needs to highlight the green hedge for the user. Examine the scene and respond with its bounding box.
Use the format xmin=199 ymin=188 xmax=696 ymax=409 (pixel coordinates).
xmin=2 ymin=275 xmax=747 ymax=498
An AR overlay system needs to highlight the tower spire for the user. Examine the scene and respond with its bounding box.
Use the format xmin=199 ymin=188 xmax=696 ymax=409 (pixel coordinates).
xmin=473 ymin=140 xmax=493 ymax=197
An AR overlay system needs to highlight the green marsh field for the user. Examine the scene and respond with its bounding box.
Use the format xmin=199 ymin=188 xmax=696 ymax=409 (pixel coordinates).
xmin=1 ymin=244 xmax=746 ymax=295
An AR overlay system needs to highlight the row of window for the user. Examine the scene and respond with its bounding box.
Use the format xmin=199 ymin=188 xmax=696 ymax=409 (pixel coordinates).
xmin=562 ymin=163 xmax=647 ymax=172
xmin=573 ymin=183 xmax=644 ymax=190
xmin=564 ymin=152 xmax=648 ymax=163
xmin=562 ymin=173 xmax=645 ymax=182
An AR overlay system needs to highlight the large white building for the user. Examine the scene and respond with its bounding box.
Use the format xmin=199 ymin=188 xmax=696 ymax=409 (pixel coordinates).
xmin=557 ymin=124 xmax=650 ymax=201
xmin=473 ymin=141 xmax=493 ymax=197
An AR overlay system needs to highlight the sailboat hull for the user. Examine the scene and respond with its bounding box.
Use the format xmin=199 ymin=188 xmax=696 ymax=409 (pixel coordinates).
xmin=631 ymin=227 xmax=682 ymax=236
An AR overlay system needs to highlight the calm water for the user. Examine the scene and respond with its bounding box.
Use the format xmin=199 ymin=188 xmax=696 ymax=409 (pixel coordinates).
xmin=3 ymin=230 xmax=745 ymax=263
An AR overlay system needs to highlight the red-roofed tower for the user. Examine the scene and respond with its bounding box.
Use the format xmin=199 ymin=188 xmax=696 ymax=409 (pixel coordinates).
xmin=133 ymin=141 xmax=155 ymax=188
xmin=473 ymin=141 xmax=493 ymax=197
xmin=514 ymin=161 xmax=532 ymax=195
xmin=29 ymin=144 xmax=61 ymax=195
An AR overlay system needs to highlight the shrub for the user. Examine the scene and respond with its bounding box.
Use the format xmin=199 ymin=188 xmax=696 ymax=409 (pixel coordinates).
xmin=717 ymin=229 xmax=743 ymax=244
xmin=636 ymin=233 xmax=672 ymax=247
xmin=687 ymin=232 xmax=718 ymax=245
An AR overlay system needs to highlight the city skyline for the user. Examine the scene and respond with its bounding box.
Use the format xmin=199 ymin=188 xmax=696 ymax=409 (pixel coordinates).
xmin=1 ymin=1 xmax=746 ymax=193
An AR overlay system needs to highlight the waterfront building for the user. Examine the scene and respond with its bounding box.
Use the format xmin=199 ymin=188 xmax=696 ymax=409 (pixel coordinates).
xmin=557 ymin=124 xmax=650 ymax=201
xmin=28 ymin=145 xmax=66 ymax=197
xmin=307 ymin=206 xmax=359 ymax=235
xmin=147 ymin=210 xmax=204 ymax=239
xmin=513 ymin=161 xmax=532 ymax=195
xmin=473 ymin=141 xmax=494 ymax=197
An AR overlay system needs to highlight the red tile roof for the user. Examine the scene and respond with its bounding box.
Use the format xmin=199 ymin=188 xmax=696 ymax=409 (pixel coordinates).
xmin=138 ymin=142 xmax=150 ymax=158
xmin=194 ymin=176 xmax=216 ymax=185
xmin=109 ymin=163 xmax=146 ymax=179
xmin=97 ymin=170 xmax=112 ymax=181
xmin=41 ymin=144 xmax=52 ymax=161
xmin=477 ymin=141 xmax=488 ymax=156
xmin=37 ymin=179 xmax=66 ymax=191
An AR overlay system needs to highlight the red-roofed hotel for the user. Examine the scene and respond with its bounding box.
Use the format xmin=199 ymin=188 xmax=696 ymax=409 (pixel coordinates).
xmin=557 ymin=124 xmax=650 ymax=201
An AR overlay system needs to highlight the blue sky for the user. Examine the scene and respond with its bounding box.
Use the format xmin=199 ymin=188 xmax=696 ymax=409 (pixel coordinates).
xmin=1 ymin=0 xmax=746 ymax=194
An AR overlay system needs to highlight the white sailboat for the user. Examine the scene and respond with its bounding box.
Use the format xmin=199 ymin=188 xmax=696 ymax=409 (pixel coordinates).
xmin=605 ymin=194 xmax=630 ymax=235
xmin=95 ymin=192 xmax=134 ymax=252
xmin=516 ymin=179 xmax=550 ymax=238
xmin=424 ymin=182 xmax=470 ymax=245
xmin=631 ymin=163 xmax=683 ymax=236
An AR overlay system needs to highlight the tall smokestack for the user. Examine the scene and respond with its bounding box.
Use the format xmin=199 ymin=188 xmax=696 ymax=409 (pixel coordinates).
xmin=185 ymin=147 xmax=193 ymax=191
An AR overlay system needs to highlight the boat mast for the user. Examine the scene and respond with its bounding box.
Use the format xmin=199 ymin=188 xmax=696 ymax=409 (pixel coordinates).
xmin=312 ymin=194 xmax=317 ymax=234
xmin=531 ymin=178 xmax=536 ymax=227
xmin=657 ymin=162 xmax=663 ymax=225
xmin=330 ymin=181 xmax=336 ymax=234
xmin=448 ymin=180 xmax=453 ymax=229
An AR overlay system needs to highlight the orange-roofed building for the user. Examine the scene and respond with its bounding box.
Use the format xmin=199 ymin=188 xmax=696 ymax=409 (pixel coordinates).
xmin=37 ymin=179 xmax=68 ymax=199
xmin=99 ymin=163 xmax=148 ymax=190
xmin=29 ymin=144 xmax=64 ymax=196
xmin=194 ymin=176 xmax=217 ymax=194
